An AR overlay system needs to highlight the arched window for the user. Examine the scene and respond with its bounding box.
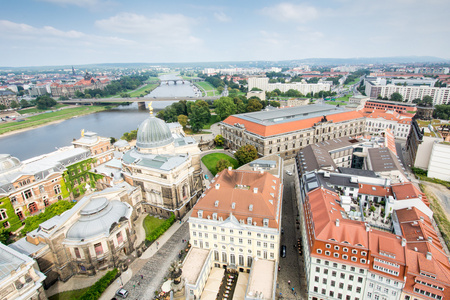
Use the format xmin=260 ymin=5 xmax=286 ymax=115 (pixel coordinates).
xmin=0 ymin=209 xmax=7 ymax=221
xmin=247 ymin=256 xmax=252 ymax=267
xmin=54 ymin=185 xmax=61 ymax=195
xmin=28 ymin=202 xmax=38 ymax=214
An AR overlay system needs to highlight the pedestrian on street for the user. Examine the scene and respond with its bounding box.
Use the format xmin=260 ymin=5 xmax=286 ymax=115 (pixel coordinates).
xmin=133 ymin=284 xmax=135 ymax=289
xmin=288 ymin=280 xmax=291 ymax=285
xmin=138 ymin=281 xmax=140 ymax=286
xmin=141 ymin=274 xmax=144 ymax=280
xmin=292 ymin=288 xmax=294 ymax=293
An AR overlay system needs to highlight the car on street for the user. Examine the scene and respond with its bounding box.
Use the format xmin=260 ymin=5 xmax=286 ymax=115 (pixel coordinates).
xmin=280 ymin=245 xmax=286 ymax=258
xmin=286 ymin=171 xmax=293 ymax=176
xmin=115 ymin=288 xmax=129 ymax=298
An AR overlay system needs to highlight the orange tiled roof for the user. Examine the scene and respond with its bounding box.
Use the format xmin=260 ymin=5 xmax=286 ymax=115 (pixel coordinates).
xmin=192 ymin=169 xmax=282 ymax=228
xmin=392 ymin=182 xmax=429 ymax=206
xmin=358 ymin=183 xmax=393 ymax=197
xmin=222 ymin=110 xmax=364 ymax=137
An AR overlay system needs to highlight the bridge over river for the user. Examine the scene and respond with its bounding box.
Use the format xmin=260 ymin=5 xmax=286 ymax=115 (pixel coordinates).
xmin=59 ymin=96 xmax=220 ymax=109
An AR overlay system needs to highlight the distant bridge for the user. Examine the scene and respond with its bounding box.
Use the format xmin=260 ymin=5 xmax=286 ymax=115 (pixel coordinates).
xmin=59 ymin=96 xmax=220 ymax=109
xmin=160 ymin=78 xmax=203 ymax=85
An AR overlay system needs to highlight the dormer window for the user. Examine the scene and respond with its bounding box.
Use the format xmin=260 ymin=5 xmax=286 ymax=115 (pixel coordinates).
xmin=231 ymin=202 xmax=236 ymax=209
xmin=263 ymin=218 xmax=269 ymax=227
xmin=215 ymin=201 xmax=219 ymax=207
xmin=198 ymin=210 xmax=203 ymax=218
xmin=249 ymin=205 xmax=253 ymax=211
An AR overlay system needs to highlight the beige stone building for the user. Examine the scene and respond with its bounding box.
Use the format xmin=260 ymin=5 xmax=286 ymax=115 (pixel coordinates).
xmin=0 ymin=243 xmax=46 ymax=300
xmin=9 ymin=185 xmax=139 ymax=288
xmin=121 ymin=113 xmax=203 ymax=219
xmin=0 ymin=90 xmax=17 ymax=107
xmin=221 ymin=105 xmax=365 ymax=159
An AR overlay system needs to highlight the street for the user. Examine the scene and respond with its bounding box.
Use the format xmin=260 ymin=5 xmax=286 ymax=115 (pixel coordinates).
xmin=277 ymin=163 xmax=307 ymax=300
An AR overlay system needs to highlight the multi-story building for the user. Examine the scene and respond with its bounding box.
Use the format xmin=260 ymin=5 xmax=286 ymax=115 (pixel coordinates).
xmin=364 ymin=100 xmax=417 ymax=114
xmin=362 ymin=109 xmax=412 ymax=140
xmin=365 ymin=79 xmax=450 ymax=105
xmin=248 ymin=77 xmax=330 ymax=94
xmin=0 ymin=242 xmax=46 ymax=300
xmin=221 ymin=105 xmax=365 ymax=159
xmin=121 ymin=110 xmax=203 ymax=219
xmin=0 ymin=90 xmax=17 ymax=107
xmin=294 ymin=138 xmax=450 ymax=300
xmin=188 ymin=166 xmax=283 ymax=272
xmin=10 ymin=185 xmax=139 ymax=288
xmin=50 ymin=72 xmax=109 ymax=98
xmin=427 ymin=142 xmax=450 ymax=181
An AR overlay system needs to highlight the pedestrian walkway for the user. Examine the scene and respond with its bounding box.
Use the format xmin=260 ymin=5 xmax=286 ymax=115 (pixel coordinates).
xmin=100 ymin=212 xmax=191 ymax=300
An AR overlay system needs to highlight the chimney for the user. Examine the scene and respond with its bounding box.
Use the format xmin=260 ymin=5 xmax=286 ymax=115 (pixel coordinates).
xmin=336 ymin=219 xmax=340 ymax=227
xmin=428 ymin=237 xmax=433 ymax=244
xmin=228 ymin=166 xmax=232 ymax=171
xmin=426 ymin=252 xmax=432 ymax=260
xmin=215 ymin=184 xmax=220 ymax=190
xmin=401 ymin=238 xmax=406 ymax=247
xmin=365 ymin=223 xmax=370 ymax=232
xmin=254 ymin=187 xmax=258 ymax=194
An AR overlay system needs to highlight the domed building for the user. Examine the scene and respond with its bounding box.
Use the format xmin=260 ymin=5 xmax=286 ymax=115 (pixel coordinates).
xmin=121 ymin=107 xmax=203 ymax=219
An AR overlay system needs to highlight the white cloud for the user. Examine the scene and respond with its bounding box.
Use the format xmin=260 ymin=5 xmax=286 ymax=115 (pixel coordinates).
xmin=38 ymin=0 xmax=113 ymax=8
xmin=213 ymin=12 xmax=230 ymax=22
xmin=260 ymin=2 xmax=318 ymax=23
xmin=0 ymin=20 xmax=132 ymax=45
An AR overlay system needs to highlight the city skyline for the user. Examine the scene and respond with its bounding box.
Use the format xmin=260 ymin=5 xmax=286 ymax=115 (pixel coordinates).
xmin=1 ymin=0 xmax=450 ymax=67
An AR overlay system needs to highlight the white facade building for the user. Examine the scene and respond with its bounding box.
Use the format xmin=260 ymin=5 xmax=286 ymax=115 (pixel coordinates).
xmin=427 ymin=142 xmax=450 ymax=181
xmin=248 ymin=77 xmax=330 ymax=95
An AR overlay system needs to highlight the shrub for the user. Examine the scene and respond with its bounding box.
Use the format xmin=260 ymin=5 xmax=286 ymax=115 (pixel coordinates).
xmin=78 ymin=268 xmax=118 ymax=300
xmin=146 ymin=213 xmax=176 ymax=242
xmin=21 ymin=201 xmax=76 ymax=234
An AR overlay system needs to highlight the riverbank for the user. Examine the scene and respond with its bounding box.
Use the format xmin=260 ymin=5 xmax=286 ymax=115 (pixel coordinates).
xmin=0 ymin=105 xmax=110 ymax=136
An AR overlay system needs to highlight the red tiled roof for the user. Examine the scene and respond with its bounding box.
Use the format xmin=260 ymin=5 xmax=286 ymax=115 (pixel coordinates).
xmin=358 ymin=184 xmax=393 ymax=197
xmin=192 ymin=169 xmax=282 ymax=229
xmin=222 ymin=110 xmax=364 ymax=137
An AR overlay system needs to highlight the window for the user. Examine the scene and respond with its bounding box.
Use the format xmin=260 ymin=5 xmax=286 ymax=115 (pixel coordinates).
xmin=116 ymin=231 xmax=123 ymax=244
xmin=28 ymin=202 xmax=38 ymax=214
xmin=340 ymin=273 xmax=345 ymax=279
xmin=343 ymin=255 xmax=348 ymax=260
xmin=351 ymin=257 xmax=357 ymax=262
xmin=239 ymin=238 xmax=243 ymax=244
xmin=352 ymin=249 xmax=358 ymax=254
xmin=332 ymin=271 xmax=337 ymax=277
xmin=324 ymin=269 xmax=328 ymax=274
xmin=74 ymin=247 xmax=81 ymax=258
xmin=334 ymin=253 xmax=339 ymax=258
xmin=325 ymin=251 xmax=330 ymax=256
xmin=247 ymin=256 xmax=252 ymax=267
xmin=94 ymin=243 xmax=103 ymax=255
xmin=214 ymin=234 xmax=217 ymax=239
xmin=339 ymin=283 xmax=344 ymax=288
xmin=54 ymin=185 xmax=61 ymax=194
xmin=326 ymin=244 xmax=331 ymax=248
xmin=316 ymin=267 xmax=320 ymax=272
xmin=317 ymin=249 xmax=322 ymax=254
xmin=248 ymin=240 xmax=252 ymax=245
xmin=24 ymin=189 xmax=33 ymax=199
xmin=222 ymin=252 xmax=227 ymax=263
xmin=322 ymin=278 xmax=327 ymax=284
xmin=331 ymin=280 xmax=335 ymax=287
xmin=44 ymin=199 xmax=49 ymax=207
xmin=257 ymin=241 xmax=261 ymax=247
xmin=334 ymin=245 xmax=340 ymax=250
xmin=0 ymin=210 xmax=7 ymax=221
xmin=348 ymin=285 xmax=353 ymax=291
xmin=343 ymin=247 xmax=348 ymax=252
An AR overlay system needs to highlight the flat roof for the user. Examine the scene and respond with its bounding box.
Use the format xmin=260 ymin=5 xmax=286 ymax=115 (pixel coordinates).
xmin=182 ymin=248 xmax=209 ymax=285
xmin=236 ymin=104 xmax=343 ymax=126
xmin=246 ymin=259 xmax=275 ymax=300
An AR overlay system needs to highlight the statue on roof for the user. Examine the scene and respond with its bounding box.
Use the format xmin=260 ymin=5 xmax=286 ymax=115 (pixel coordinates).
xmin=148 ymin=101 xmax=153 ymax=115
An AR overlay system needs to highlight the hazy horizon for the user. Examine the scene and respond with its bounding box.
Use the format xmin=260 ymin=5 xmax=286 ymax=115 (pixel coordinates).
xmin=1 ymin=0 xmax=450 ymax=67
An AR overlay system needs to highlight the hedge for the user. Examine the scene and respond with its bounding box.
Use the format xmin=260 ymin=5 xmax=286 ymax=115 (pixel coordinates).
xmin=411 ymin=167 xmax=450 ymax=188
xmin=78 ymin=268 xmax=118 ymax=300
xmin=146 ymin=213 xmax=176 ymax=242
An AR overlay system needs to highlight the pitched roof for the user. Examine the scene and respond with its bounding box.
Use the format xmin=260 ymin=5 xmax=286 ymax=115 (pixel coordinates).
xmin=192 ymin=169 xmax=282 ymax=229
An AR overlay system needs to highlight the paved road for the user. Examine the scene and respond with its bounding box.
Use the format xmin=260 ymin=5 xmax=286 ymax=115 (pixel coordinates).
xmin=277 ymin=163 xmax=307 ymax=300
xmin=121 ymin=223 xmax=190 ymax=299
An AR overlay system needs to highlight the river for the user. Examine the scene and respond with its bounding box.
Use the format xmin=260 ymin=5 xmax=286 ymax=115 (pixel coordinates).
xmin=0 ymin=74 xmax=198 ymax=160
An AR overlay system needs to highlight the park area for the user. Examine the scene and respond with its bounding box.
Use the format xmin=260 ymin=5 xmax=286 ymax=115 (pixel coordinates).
xmin=195 ymin=81 xmax=218 ymax=96
xmin=325 ymin=93 xmax=352 ymax=106
xmin=201 ymin=153 xmax=239 ymax=176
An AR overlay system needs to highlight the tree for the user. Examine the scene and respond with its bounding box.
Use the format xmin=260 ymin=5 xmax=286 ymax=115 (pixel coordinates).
xmin=20 ymin=99 xmax=31 ymax=108
xmin=214 ymin=134 xmax=225 ymax=146
xmin=0 ymin=228 xmax=9 ymax=244
xmin=189 ymin=100 xmax=211 ymax=132
xmin=216 ymin=159 xmax=232 ymax=173
xmin=246 ymin=97 xmax=263 ymax=112
xmin=390 ymin=92 xmax=403 ymax=102
xmin=234 ymin=144 xmax=258 ymax=166
xmin=250 ymin=87 xmax=263 ymax=91
xmin=0 ymin=104 xmax=6 ymax=110
xmin=110 ymin=137 xmax=117 ymax=144
xmin=214 ymin=97 xmax=237 ymax=120
xmin=35 ymin=95 xmax=57 ymax=110
xmin=178 ymin=114 xmax=188 ymax=128
xmin=10 ymin=101 xmax=19 ymax=109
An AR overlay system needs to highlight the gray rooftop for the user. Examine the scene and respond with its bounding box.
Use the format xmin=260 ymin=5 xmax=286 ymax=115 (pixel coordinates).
xmin=0 ymin=90 xmax=15 ymax=96
xmin=122 ymin=149 xmax=189 ymax=171
xmin=368 ymin=148 xmax=405 ymax=173
xmin=338 ymin=167 xmax=377 ymax=178
xmin=234 ymin=104 xmax=344 ymax=126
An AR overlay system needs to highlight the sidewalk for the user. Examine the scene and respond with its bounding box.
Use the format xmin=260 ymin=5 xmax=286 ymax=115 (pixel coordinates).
xmin=100 ymin=211 xmax=192 ymax=300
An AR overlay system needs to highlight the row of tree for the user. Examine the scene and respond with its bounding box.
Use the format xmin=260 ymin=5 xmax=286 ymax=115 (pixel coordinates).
xmin=433 ymin=105 xmax=450 ymax=120
xmin=264 ymin=88 xmax=336 ymax=99
xmin=0 ymin=95 xmax=57 ymax=111
xmin=71 ymin=73 xmax=154 ymax=99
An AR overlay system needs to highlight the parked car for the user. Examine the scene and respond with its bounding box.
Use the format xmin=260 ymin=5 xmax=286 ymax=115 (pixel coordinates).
xmin=286 ymin=171 xmax=293 ymax=176
xmin=280 ymin=245 xmax=286 ymax=258
xmin=116 ymin=288 xmax=129 ymax=298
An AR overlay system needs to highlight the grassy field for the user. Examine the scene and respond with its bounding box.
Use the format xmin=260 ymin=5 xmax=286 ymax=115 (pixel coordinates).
xmin=143 ymin=215 xmax=166 ymax=237
xmin=17 ymin=104 xmax=68 ymax=115
xmin=203 ymin=115 xmax=221 ymax=129
xmin=421 ymin=184 xmax=450 ymax=250
xmin=129 ymin=83 xmax=159 ymax=97
xmin=201 ymin=153 xmax=239 ymax=176
xmin=196 ymin=82 xmax=218 ymax=97
xmin=0 ymin=106 xmax=108 ymax=135
xmin=48 ymin=287 xmax=89 ymax=300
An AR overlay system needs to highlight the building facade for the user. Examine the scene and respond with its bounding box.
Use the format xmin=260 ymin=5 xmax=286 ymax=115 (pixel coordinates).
xmin=121 ymin=112 xmax=203 ymax=219
xmin=188 ymin=167 xmax=283 ymax=272
xmin=0 ymin=90 xmax=17 ymax=107
xmin=364 ymin=100 xmax=417 ymax=114
xmin=221 ymin=105 xmax=365 ymax=159
xmin=248 ymin=77 xmax=330 ymax=94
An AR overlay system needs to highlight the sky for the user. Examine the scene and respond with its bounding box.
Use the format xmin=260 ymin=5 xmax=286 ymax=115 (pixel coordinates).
xmin=1 ymin=0 xmax=449 ymax=67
